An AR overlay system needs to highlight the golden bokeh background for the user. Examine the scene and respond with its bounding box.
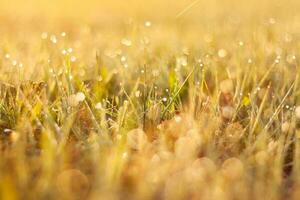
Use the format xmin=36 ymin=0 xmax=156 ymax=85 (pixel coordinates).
xmin=0 ymin=0 xmax=300 ymax=23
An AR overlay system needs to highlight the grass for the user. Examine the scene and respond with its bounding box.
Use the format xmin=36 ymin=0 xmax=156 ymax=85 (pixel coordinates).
xmin=1 ymin=0 xmax=300 ymax=199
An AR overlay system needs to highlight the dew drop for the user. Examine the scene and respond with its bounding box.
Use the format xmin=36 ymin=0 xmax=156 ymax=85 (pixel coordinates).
xmin=121 ymin=38 xmax=132 ymax=47
xmin=70 ymin=56 xmax=77 ymax=62
xmin=41 ymin=32 xmax=48 ymax=39
xmin=218 ymin=49 xmax=227 ymax=58
xmin=145 ymin=21 xmax=152 ymax=27
xmin=75 ymin=92 xmax=85 ymax=102
xmin=50 ymin=35 xmax=57 ymax=44
xmin=95 ymin=102 xmax=102 ymax=110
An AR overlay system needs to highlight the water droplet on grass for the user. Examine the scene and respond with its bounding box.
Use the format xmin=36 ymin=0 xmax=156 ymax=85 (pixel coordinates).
xmin=50 ymin=35 xmax=57 ymax=44
xmin=61 ymin=49 xmax=67 ymax=55
xmin=70 ymin=56 xmax=77 ymax=62
xmin=286 ymin=55 xmax=296 ymax=64
xmin=75 ymin=92 xmax=85 ymax=102
xmin=135 ymin=90 xmax=141 ymax=97
xmin=218 ymin=49 xmax=227 ymax=58
xmin=95 ymin=102 xmax=102 ymax=110
xmin=269 ymin=17 xmax=276 ymax=24
xmin=121 ymin=38 xmax=132 ymax=47
xmin=120 ymin=56 xmax=127 ymax=63
xmin=12 ymin=60 xmax=17 ymax=66
xmin=41 ymin=32 xmax=48 ymax=39
xmin=145 ymin=21 xmax=152 ymax=27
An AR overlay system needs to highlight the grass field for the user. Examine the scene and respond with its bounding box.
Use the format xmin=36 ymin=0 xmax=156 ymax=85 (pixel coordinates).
xmin=1 ymin=0 xmax=300 ymax=199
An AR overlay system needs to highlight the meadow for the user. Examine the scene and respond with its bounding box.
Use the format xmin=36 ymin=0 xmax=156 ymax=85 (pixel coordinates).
xmin=1 ymin=0 xmax=300 ymax=199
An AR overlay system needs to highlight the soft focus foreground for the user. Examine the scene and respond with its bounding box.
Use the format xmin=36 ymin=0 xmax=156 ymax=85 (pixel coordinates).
xmin=1 ymin=0 xmax=300 ymax=199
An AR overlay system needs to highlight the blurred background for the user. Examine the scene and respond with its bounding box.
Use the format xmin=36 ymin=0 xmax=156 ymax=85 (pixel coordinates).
xmin=1 ymin=0 xmax=300 ymax=82
xmin=1 ymin=0 xmax=300 ymax=25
